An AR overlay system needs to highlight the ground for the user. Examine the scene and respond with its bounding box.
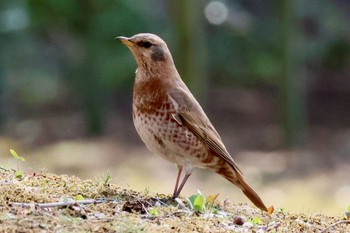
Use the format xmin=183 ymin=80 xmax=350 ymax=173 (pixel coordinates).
xmin=1 ymin=169 xmax=349 ymax=232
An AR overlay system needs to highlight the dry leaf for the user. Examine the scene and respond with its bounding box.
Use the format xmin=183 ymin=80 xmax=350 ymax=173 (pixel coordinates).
xmin=267 ymin=205 xmax=275 ymax=215
xmin=206 ymin=193 xmax=220 ymax=206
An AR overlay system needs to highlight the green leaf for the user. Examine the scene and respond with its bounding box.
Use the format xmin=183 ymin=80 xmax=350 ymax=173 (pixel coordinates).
xmin=10 ymin=149 xmax=19 ymax=159
xmin=74 ymin=195 xmax=84 ymax=201
xmin=150 ymin=208 xmax=158 ymax=216
xmin=187 ymin=194 xmax=198 ymax=210
xmin=252 ymin=216 xmax=262 ymax=225
xmin=193 ymin=194 xmax=206 ymax=212
xmin=345 ymin=212 xmax=350 ymax=219
xmin=15 ymin=170 xmax=24 ymax=179
xmin=187 ymin=191 xmax=207 ymax=212
xmin=10 ymin=149 xmax=25 ymax=162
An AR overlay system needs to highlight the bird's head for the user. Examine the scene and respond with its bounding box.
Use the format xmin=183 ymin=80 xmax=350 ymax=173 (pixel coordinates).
xmin=116 ymin=33 xmax=174 ymax=70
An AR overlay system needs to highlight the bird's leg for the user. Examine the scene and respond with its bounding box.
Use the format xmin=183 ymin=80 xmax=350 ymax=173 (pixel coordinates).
xmin=172 ymin=162 xmax=193 ymax=199
xmin=172 ymin=165 xmax=183 ymax=198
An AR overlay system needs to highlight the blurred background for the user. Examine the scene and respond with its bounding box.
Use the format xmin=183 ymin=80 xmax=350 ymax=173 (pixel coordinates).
xmin=0 ymin=0 xmax=349 ymax=215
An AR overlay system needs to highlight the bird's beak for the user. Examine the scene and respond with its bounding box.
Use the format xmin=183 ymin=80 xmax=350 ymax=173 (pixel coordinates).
xmin=116 ymin=36 xmax=134 ymax=47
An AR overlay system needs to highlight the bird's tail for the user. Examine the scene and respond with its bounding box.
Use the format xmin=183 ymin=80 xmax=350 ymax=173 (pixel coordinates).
xmin=236 ymin=173 xmax=268 ymax=212
xmin=218 ymin=165 xmax=268 ymax=212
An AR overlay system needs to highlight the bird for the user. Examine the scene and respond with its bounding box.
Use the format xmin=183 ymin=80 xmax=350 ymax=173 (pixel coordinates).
xmin=116 ymin=33 xmax=268 ymax=212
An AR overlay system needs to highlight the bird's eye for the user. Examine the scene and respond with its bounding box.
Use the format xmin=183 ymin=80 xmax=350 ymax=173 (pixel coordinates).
xmin=138 ymin=41 xmax=152 ymax=48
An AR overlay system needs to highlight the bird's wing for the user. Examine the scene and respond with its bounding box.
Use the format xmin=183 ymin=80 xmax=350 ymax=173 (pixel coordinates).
xmin=168 ymin=87 xmax=243 ymax=175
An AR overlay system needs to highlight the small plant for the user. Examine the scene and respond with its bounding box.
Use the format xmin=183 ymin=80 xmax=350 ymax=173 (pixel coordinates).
xmin=143 ymin=187 xmax=150 ymax=196
xmin=99 ymin=171 xmax=111 ymax=185
xmin=74 ymin=194 xmax=84 ymax=201
xmin=250 ymin=216 xmax=263 ymax=225
xmin=206 ymin=193 xmax=220 ymax=213
xmin=10 ymin=149 xmax=26 ymax=179
xmin=187 ymin=190 xmax=206 ymax=212
xmin=149 ymin=208 xmax=158 ymax=216
xmin=345 ymin=205 xmax=350 ymax=219
xmin=187 ymin=190 xmax=223 ymax=214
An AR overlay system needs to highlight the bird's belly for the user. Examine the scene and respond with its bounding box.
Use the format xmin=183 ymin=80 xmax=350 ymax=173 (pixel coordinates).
xmin=133 ymin=111 xmax=208 ymax=168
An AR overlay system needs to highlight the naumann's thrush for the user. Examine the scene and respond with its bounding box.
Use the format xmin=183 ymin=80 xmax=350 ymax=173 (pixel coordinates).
xmin=117 ymin=33 xmax=267 ymax=211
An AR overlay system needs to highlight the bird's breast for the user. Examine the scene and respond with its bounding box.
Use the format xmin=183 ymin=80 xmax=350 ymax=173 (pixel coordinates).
xmin=132 ymin=95 xmax=210 ymax=168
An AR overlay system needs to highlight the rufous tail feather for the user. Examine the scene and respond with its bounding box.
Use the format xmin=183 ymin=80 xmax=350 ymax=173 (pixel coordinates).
xmin=236 ymin=173 xmax=267 ymax=212
xmin=220 ymin=167 xmax=268 ymax=212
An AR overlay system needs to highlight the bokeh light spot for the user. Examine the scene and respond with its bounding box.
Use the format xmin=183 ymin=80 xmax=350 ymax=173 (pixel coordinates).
xmin=204 ymin=1 xmax=228 ymax=25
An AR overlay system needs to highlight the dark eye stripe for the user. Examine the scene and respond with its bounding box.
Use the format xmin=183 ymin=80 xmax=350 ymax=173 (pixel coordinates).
xmin=137 ymin=41 xmax=152 ymax=48
xmin=143 ymin=41 xmax=152 ymax=48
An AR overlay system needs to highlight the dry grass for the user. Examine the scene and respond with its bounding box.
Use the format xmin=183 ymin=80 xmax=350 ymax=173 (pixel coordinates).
xmin=0 ymin=169 xmax=349 ymax=232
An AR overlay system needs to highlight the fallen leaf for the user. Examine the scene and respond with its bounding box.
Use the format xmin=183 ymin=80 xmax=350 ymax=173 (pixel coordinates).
xmin=267 ymin=206 xmax=275 ymax=215
xmin=206 ymin=193 xmax=220 ymax=206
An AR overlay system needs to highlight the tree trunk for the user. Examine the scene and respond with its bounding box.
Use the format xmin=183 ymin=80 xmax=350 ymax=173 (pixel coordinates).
xmin=279 ymin=0 xmax=307 ymax=147
xmin=169 ymin=0 xmax=208 ymax=102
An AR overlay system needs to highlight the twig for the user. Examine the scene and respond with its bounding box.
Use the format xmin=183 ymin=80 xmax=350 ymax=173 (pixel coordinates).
xmin=320 ymin=220 xmax=350 ymax=233
xmin=174 ymin=198 xmax=187 ymax=209
xmin=153 ymin=197 xmax=167 ymax=206
xmin=0 ymin=167 xmax=16 ymax=172
xmin=9 ymin=198 xmax=116 ymax=208
xmin=0 ymin=166 xmax=9 ymax=171
xmin=295 ymin=219 xmax=323 ymax=231
xmin=141 ymin=203 xmax=149 ymax=215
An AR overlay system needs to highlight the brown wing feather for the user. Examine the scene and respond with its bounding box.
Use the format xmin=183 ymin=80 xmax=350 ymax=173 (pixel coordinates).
xmin=168 ymin=88 xmax=243 ymax=175
xmin=168 ymin=86 xmax=268 ymax=212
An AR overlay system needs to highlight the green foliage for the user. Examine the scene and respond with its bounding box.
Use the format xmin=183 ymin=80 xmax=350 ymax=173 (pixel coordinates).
xmin=188 ymin=193 xmax=206 ymax=212
xmin=99 ymin=171 xmax=111 ymax=186
xmin=15 ymin=170 xmax=24 ymax=179
xmin=193 ymin=195 xmax=206 ymax=211
xmin=250 ymin=216 xmax=263 ymax=225
xmin=186 ymin=191 xmax=227 ymax=216
xmin=9 ymin=149 xmax=26 ymax=180
xmin=10 ymin=150 xmax=25 ymax=162
xmin=149 ymin=208 xmax=158 ymax=216
xmin=345 ymin=205 xmax=350 ymax=219
xmin=74 ymin=194 xmax=84 ymax=201
xmin=345 ymin=212 xmax=350 ymax=219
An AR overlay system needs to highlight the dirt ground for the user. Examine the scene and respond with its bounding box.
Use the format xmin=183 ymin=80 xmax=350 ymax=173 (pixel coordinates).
xmin=1 ymin=169 xmax=349 ymax=232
